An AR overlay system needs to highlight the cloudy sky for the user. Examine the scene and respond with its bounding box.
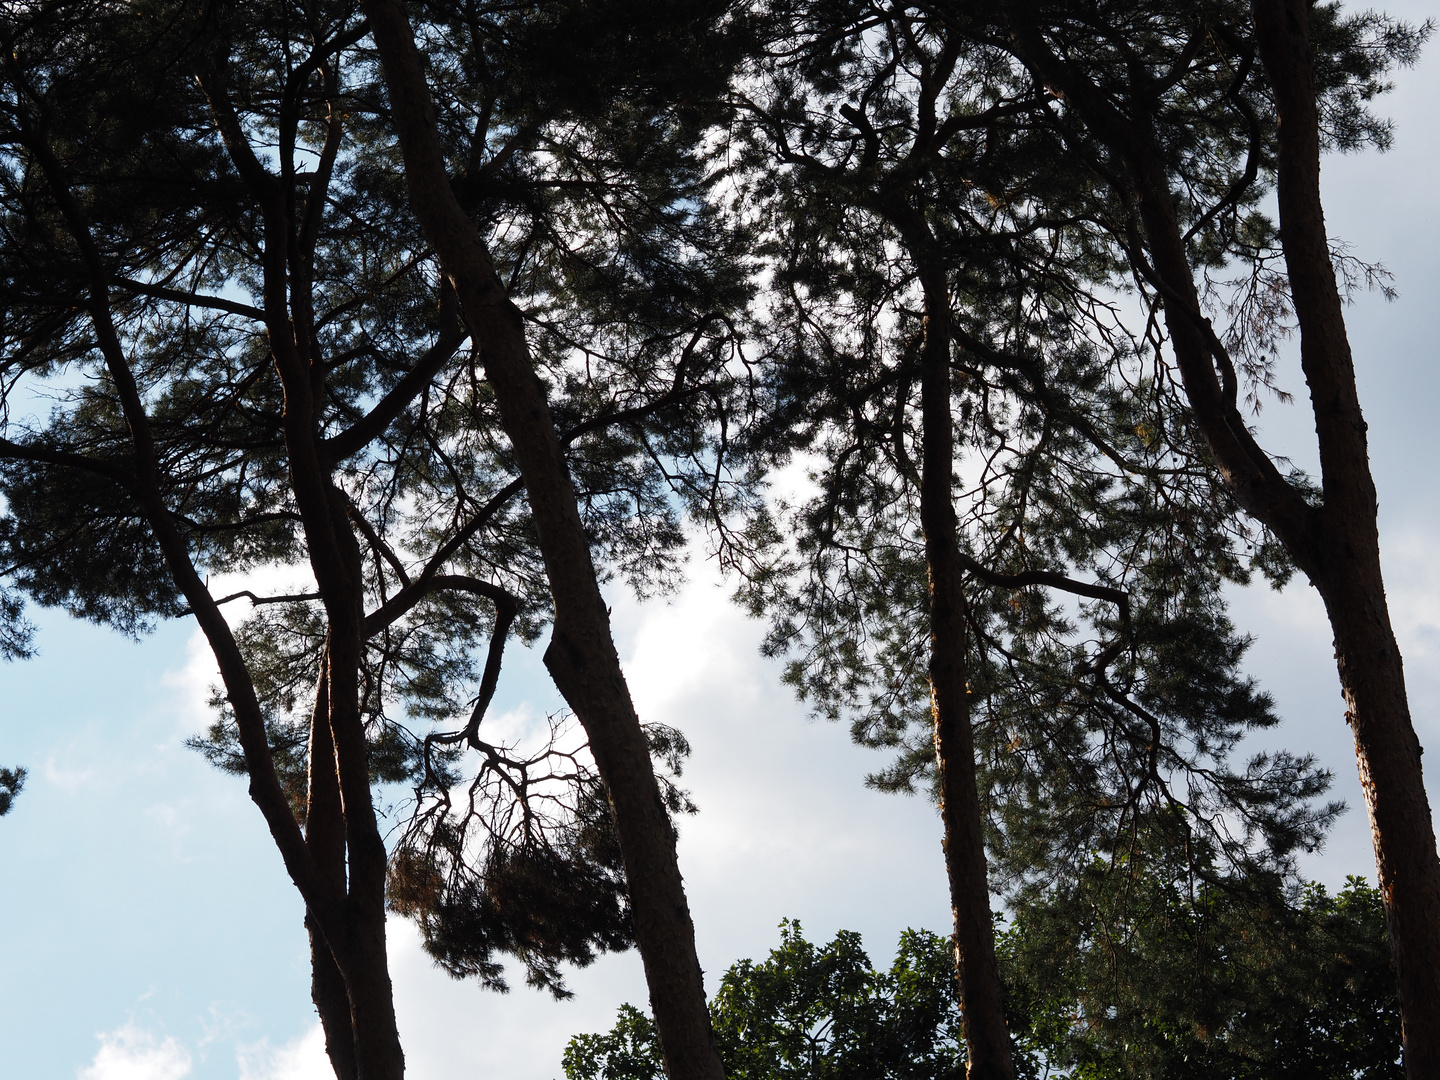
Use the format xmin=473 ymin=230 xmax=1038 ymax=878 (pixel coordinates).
xmin=3 ymin=8 xmax=1438 ymax=1078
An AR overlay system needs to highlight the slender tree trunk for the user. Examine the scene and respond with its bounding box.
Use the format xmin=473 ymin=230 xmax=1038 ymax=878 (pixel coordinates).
xmin=1130 ymin=162 xmax=1440 ymax=1080
xmin=34 ymin=60 xmax=407 ymax=1080
xmin=315 ymin=489 xmax=405 ymax=1080
xmin=1250 ymin=2 xmax=1440 ymax=1069
xmin=1013 ymin=2 xmax=1440 ymax=1067
xmin=303 ymin=632 xmax=406 ymax=1080
xmin=915 ymin=265 xmax=1017 ymax=1080
xmin=1319 ymin=571 xmax=1440 ymax=1074
xmin=31 ymin=122 xmax=403 ymax=1079
xmin=306 ymin=652 xmax=360 ymax=1080
xmin=259 ymin=201 xmax=404 ymax=1075
xmin=359 ymin=6 xmax=725 ymax=1076
xmin=306 ymin=901 xmax=355 ymax=1079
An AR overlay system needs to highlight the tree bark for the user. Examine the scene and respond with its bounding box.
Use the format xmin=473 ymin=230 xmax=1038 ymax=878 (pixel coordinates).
xmin=306 ymin=653 xmax=360 ymax=1080
xmin=915 ymin=258 xmax=1017 ymax=1080
xmin=1250 ymin=2 xmax=1440 ymax=1070
xmin=201 ymin=58 xmax=411 ymax=1079
xmin=1002 ymin=9 xmax=1440 ymax=1074
xmin=359 ymin=5 xmax=724 ymax=1077
xmin=28 ymin=120 xmax=404 ymax=1079
xmin=314 ymin=488 xmax=405 ymax=1080
xmin=883 ymin=184 xmax=1016 ymax=1075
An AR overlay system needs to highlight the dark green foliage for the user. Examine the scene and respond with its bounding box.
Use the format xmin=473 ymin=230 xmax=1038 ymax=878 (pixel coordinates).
xmin=0 ymin=765 xmax=23 ymax=816
xmin=565 ymin=1004 xmax=663 ymax=1080
xmin=0 ymin=584 xmax=32 ymax=659
xmin=721 ymin=0 xmax=1338 ymax=930
xmin=0 ymin=0 xmax=746 ymax=994
xmin=563 ymin=922 xmax=964 ymax=1080
xmin=566 ymin=896 xmax=1400 ymax=1080
xmin=937 ymin=0 xmax=1430 ymax=310
xmin=711 ymin=924 xmax=963 ymax=1080
xmin=1006 ymin=876 xmax=1402 ymax=1079
xmin=387 ymin=718 xmax=696 ymax=997
xmin=389 ymin=769 xmax=632 ymax=996
xmin=0 ymin=460 xmax=184 ymax=636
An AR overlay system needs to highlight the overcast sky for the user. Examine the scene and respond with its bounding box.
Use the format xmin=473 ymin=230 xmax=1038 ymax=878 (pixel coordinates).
xmin=3 ymin=8 xmax=1438 ymax=1078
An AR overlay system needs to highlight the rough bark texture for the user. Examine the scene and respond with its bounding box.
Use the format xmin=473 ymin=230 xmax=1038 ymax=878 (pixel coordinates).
xmin=312 ymin=490 xmax=404 ymax=1080
xmin=1250 ymin=1 xmax=1440 ymax=1071
xmin=359 ymin=5 xmax=725 ymax=1077
xmin=1003 ymin=8 xmax=1440 ymax=1074
xmin=306 ymin=658 xmax=360 ymax=1080
xmin=203 ymin=60 xmax=409 ymax=1080
xmin=916 ymin=268 xmax=1017 ymax=1080
xmin=886 ymin=181 xmax=1016 ymax=1075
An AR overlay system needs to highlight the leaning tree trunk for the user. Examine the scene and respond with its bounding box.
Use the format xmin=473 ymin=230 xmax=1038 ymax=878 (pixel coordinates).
xmin=1130 ymin=150 xmax=1440 ymax=1080
xmin=1009 ymin=6 xmax=1440 ymax=1072
xmin=30 ymin=126 xmax=407 ymax=1080
xmin=998 ymin=8 xmax=1440 ymax=1071
xmin=359 ymin=5 xmax=725 ymax=1078
xmin=1251 ymin=1 xmax=1440 ymax=1069
xmin=915 ymin=259 xmax=1017 ymax=1080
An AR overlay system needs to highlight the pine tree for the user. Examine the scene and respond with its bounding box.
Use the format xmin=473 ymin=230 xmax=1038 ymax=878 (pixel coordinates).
xmin=0 ymin=1 xmax=745 ymax=1075
xmin=0 ymin=765 xmax=22 ymax=816
xmin=921 ymin=0 xmax=1438 ymax=1068
xmin=718 ymin=4 xmax=1337 ymax=1074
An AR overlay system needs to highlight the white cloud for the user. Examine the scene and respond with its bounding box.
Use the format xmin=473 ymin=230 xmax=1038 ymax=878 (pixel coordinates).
xmin=237 ymin=1024 xmax=332 ymax=1080
xmin=42 ymin=753 xmax=96 ymax=793
xmin=79 ymin=1024 xmax=191 ymax=1080
xmin=159 ymin=628 xmax=224 ymax=736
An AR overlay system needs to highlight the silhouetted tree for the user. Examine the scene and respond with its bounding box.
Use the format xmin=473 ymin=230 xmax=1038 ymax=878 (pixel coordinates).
xmin=0 ymin=0 xmax=744 ymax=1075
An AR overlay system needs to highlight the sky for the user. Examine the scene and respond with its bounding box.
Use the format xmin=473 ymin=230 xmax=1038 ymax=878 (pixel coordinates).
xmin=2 ymin=9 xmax=1439 ymax=1078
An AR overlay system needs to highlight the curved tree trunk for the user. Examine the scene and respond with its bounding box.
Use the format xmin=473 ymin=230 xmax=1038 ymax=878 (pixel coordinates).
xmin=360 ymin=5 xmax=725 ymax=1077
xmin=1251 ymin=2 xmax=1440 ymax=1069
xmin=1002 ymin=7 xmax=1440 ymax=1073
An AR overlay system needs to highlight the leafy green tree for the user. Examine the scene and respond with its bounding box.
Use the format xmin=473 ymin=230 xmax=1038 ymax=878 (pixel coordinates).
xmin=567 ymin=892 xmax=1401 ymax=1080
xmin=564 ymin=922 xmax=963 ymax=1080
xmin=1005 ymin=876 xmax=1402 ymax=1079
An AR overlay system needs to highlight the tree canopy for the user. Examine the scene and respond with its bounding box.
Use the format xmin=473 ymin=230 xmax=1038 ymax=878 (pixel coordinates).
xmin=566 ymin=889 xmax=1402 ymax=1080
xmin=0 ymin=0 xmax=1432 ymax=1076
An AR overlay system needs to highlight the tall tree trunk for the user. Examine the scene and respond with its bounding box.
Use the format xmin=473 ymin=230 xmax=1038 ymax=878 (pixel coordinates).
xmin=302 ymin=626 xmax=406 ymax=1080
xmin=359 ymin=6 xmax=725 ymax=1077
xmin=1008 ymin=7 xmax=1440 ymax=1071
xmin=194 ymin=64 xmax=410 ymax=1080
xmin=1251 ymin=1 xmax=1440 ymax=1069
xmin=1129 ymin=158 xmax=1440 ymax=1080
xmin=31 ymin=53 xmax=408 ymax=1080
xmin=319 ymin=492 xmax=406 ymax=1080
xmin=265 ymin=233 xmax=404 ymax=1076
xmin=916 ymin=266 xmax=1017 ymax=1080
xmin=306 ymin=651 xmax=360 ymax=1080
xmin=31 ymin=123 xmax=404 ymax=1080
